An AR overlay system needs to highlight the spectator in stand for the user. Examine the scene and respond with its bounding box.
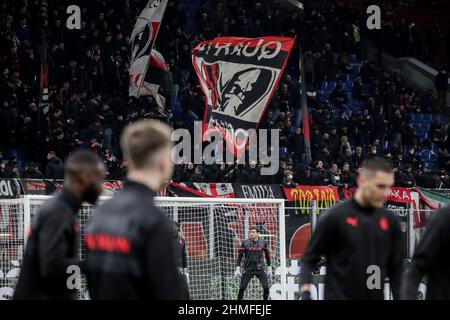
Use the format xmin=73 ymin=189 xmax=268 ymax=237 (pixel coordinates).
xmin=415 ymin=168 xmax=437 ymax=188
xmin=288 ymin=127 xmax=305 ymax=166
xmin=403 ymin=123 xmax=421 ymax=148
xmin=392 ymin=153 xmax=404 ymax=169
xmin=399 ymin=164 xmax=416 ymax=188
xmin=353 ymin=146 xmax=365 ymax=167
xmin=191 ymin=165 xmax=205 ymax=182
xmin=339 ymin=136 xmax=351 ymax=155
xmin=338 ymin=148 xmax=354 ymax=168
xmin=2 ymin=157 xmax=20 ymax=178
xmin=44 ymin=151 xmax=64 ymax=179
xmin=21 ymin=162 xmax=43 ymax=179
xmin=404 ymin=146 xmax=422 ymax=170
xmin=310 ymin=160 xmax=330 ymax=186
xmin=109 ymin=159 xmax=128 ymax=181
xmin=276 ymin=83 xmax=295 ymax=113
xmin=420 ymin=89 xmax=437 ymax=113
xmin=240 ymin=161 xmax=260 ymax=184
xmin=367 ymin=145 xmax=379 ymax=157
xmin=341 ymin=162 xmax=356 ymax=188
xmin=316 ymin=146 xmax=333 ymax=168
xmin=282 ymin=170 xmax=297 ymax=188
xmin=435 ymin=69 xmax=448 ymax=107
xmin=328 ymin=164 xmax=343 ymax=187
xmin=184 ymin=162 xmax=195 ymax=181
xmin=437 ymin=168 xmax=450 ymax=188
xmin=352 ymin=77 xmax=367 ymax=101
xmin=438 ymin=144 xmax=450 ymax=171
xmin=391 ymin=108 xmax=406 ymax=146
xmin=336 ymin=111 xmax=350 ymax=135
xmin=330 ymin=82 xmax=347 ymax=107
xmin=358 ymin=108 xmax=374 ymax=151
xmin=430 ymin=118 xmax=446 ymax=144
xmin=328 ymin=128 xmax=341 ymax=158
xmin=204 ymin=160 xmax=226 ymax=183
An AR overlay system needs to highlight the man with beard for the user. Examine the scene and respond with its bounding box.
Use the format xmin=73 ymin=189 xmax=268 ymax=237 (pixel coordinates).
xmin=14 ymin=150 xmax=105 ymax=299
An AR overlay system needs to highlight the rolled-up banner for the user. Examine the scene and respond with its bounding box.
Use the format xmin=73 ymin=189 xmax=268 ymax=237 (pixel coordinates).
xmin=129 ymin=0 xmax=168 ymax=97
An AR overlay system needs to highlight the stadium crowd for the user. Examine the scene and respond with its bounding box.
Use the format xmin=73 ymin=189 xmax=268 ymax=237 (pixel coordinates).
xmin=0 ymin=0 xmax=449 ymax=188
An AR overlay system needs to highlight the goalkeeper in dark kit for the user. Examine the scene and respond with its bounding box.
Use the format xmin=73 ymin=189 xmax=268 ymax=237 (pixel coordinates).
xmin=234 ymin=225 xmax=272 ymax=300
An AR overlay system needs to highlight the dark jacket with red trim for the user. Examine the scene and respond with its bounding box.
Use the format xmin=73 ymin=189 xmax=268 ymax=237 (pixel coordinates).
xmin=401 ymin=206 xmax=450 ymax=300
xmin=236 ymin=238 xmax=271 ymax=271
xmin=299 ymin=198 xmax=404 ymax=300
xmin=173 ymin=235 xmax=188 ymax=270
xmin=14 ymin=189 xmax=81 ymax=300
xmin=84 ymin=181 xmax=188 ymax=300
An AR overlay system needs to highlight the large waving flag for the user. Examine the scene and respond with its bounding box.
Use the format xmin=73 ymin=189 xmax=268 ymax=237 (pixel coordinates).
xmin=129 ymin=0 xmax=168 ymax=97
xmin=192 ymin=36 xmax=295 ymax=156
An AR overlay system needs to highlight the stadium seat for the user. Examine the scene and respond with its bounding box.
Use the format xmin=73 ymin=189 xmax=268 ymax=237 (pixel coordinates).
xmin=421 ymin=151 xmax=430 ymax=161
xmin=279 ymin=147 xmax=288 ymax=155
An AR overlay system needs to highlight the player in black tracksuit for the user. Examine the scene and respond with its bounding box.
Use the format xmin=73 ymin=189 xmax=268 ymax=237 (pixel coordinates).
xmin=401 ymin=206 xmax=450 ymax=299
xmin=299 ymin=158 xmax=404 ymax=300
xmin=84 ymin=120 xmax=188 ymax=300
xmin=172 ymin=221 xmax=190 ymax=298
xmin=235 ymin=226 xmax=272 ymax=300
xmin=85 ymin=181 xmax=189 ymax=299
xmin=14 ymin=151 xmax=104 ymax=300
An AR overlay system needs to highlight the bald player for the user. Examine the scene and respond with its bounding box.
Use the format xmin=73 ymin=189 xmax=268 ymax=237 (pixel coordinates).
xmin=299 ymin=157 xmax=404 ymax=300
xmin=85 ymin=120 xmax=188 ymax=299
xmin=14 ymin=150 xmax=105 ymax=300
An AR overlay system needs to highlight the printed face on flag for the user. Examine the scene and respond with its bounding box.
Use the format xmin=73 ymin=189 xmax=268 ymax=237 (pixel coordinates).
xmin=192 ymin=36 xmax=295 ymax=155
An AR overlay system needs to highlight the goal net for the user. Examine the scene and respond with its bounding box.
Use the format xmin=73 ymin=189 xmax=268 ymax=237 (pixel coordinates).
xmin=0 ymin=195 xmax=286 ymax=300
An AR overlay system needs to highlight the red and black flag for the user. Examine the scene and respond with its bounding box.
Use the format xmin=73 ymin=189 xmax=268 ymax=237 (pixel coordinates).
xmin=192 ymin=36 xmax=295 ymax=156
xmin=129 ymin=0 xmax=168 ymax=97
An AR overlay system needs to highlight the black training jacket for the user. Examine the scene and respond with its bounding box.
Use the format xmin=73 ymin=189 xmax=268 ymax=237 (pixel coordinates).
xmin=14 ymin=189 xmax=81 ymax=300
xmin=84 ymin=181 xmax=188 ymax=300
xmin=236 ymin=238 xmax=271 ymax=271
xmin=173 ymin=235 xmax=188 ymax=270
xmin=401 ymin=206 xmax=450 ymax=300
xmin=299 ymin=198 xmax=404 ymax=300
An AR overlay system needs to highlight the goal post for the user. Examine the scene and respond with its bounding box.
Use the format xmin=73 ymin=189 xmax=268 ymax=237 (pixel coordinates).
xmin=1 ymin=195 xmax=286 ymax=300
xmin=154 ymin=197 xmax=287 ymax=300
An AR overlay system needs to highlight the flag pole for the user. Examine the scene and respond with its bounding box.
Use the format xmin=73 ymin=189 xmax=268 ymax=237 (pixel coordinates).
xmin=283 ymin=0 xmax=311 ymax=165
xmin=298 ymin=42 xmax=312 ymax=165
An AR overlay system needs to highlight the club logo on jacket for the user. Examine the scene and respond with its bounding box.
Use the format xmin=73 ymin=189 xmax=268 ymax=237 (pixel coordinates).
xmin=345 ymin=217 xmax=359 ymax=227
xmin=379 ymin=217 xmax=389 ymax=231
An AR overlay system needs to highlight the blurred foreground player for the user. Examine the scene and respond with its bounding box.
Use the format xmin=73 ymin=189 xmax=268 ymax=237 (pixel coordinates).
xmin=172 ymin=221 xmax=190 ymax=298
xmin=85 ymin=120 xmax=188 ymax=299
xmin=14 ymin=150 xmax=105 ymax=299
xmin=234 ymin=226 xmax=272 ymax=300
xmin=401 ymin=205 xmax=450 ymax=299
xmin=299 ymin=158 xmax=403 ymax=300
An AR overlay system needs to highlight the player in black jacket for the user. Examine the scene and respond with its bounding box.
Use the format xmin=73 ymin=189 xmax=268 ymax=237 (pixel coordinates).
xmin=234 ymin=226 xmax=272 ymax=300
xmin=299 ymin=158 xmax=404 ymax=300
xmin=401 ymin=205 xmax=450 ymax=299
xmin=85 ymin=120 xmax=188 ymax=299
xmin=172 ymin=221 xmax=190 ymax=297
xmin=14 ymin=150 xmax=105 ymax=300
